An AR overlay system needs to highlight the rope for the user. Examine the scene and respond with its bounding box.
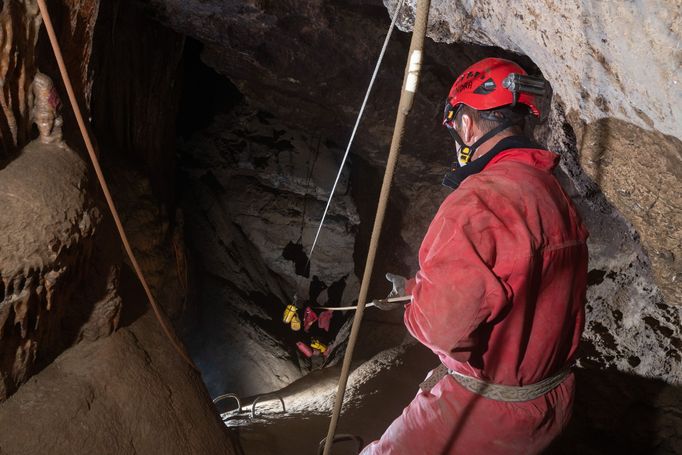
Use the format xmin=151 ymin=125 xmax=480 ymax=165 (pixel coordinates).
xmin=321 ymin=1 xmax=431 ymax=453
xmin=307 ymin=0 xmax=405 ymax=264
xmin=314 ymin=295 xmax=412 ymax=311
xmin=315 ymin=303 xmax=376 ymax=312
xmin=36 ymin=0 xmax=198 ymax=371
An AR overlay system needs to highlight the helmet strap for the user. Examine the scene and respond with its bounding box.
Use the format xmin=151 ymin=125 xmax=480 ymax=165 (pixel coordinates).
xmin=460 ymin=119 xmax=520 ymax=166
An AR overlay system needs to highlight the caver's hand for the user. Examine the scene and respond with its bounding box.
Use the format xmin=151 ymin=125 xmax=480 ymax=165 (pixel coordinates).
xmin=373 ymin=273 xmax=408 ymax=311
xmin=385 ymin=273 xmax=407 ymax=298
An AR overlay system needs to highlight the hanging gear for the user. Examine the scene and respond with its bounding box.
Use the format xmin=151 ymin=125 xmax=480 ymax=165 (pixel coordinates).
xmin=283 ymin=304 xmax=298 ymax=324
xmin=311 ymin=339 xmax=328 ymax=355
xmin=290 ymin=313 xmax=302 ymax=331
xmin=283 ymin=304 xmax=302 ymax=331
xmin=303 ymin=307 xmax=318 ymax=332
xmin=296 ymin=342 xmax=314 ymax=358
xmin=318 ymin=310 xmax=333 ymax=332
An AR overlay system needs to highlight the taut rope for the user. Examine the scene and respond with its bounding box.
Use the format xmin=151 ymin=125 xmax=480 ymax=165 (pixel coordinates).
xmin=36 ymin=0 xmax=198 ymax=371
xmin=321 ymin=1 xmax=431 ymax=453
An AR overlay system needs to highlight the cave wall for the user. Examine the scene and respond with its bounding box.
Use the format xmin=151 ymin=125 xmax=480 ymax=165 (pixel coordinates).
xmin=179 ymin=103 xmax=361 ymax=397
xmin=404 ymin=0 xmax=681 ymax=138
xmin=0 ymin=0 xmax=118 ymax=402
xmin=391 ymin=0 xmax=681 ymax=306
xmin=0 ymin=1 xmax=235 ymax=453
xmin=138 ymin=0 xmax=682 ymax=450
xmin=90 ymin=0 xmax=185 ymax=206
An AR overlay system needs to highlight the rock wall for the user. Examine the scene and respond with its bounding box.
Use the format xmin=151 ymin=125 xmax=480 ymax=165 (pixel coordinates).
xmin=0 ymin=1 xmax=235 ymax=452
xmin=395 ymin=0 xmax=681 ymax=138
xmin=0 ymin=140 xmax=113 ymax=401
xmin=577 ymin=119 xmax=681 ymax=306
xmin=179 ymin=104 xmax=361 ymax=397
xmin=389 ymin=0 xmax=681 ymax=307
xmin=141 ymin=0 xmax=538 ymax=173
xmin=90 ymin=0 xmax=185 ymax=205
xmin=0 ymin=0 xmax=40 ymax=159
xmin=0 ymin=312 xmax=236 ymax=455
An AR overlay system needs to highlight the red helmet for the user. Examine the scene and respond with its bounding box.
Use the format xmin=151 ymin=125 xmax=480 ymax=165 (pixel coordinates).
xmin=443 ymin=58 xmax=541 ymax=126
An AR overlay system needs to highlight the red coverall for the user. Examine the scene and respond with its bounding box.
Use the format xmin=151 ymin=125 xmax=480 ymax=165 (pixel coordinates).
xmin=362 ymin=147 xmax=588 ymax=454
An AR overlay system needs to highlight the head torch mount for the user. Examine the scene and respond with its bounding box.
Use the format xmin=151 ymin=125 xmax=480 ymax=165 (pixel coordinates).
xmin=502 ymin=73 xmax=551 ymax=121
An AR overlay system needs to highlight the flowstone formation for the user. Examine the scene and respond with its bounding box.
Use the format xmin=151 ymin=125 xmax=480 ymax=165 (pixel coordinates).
xmin=31 ymin=72 xmax=64 ymax=144
xmin=0 ymin=73 xmax=116 ymax=401
xmin=0 ymin=3 xmax=237 ymax=453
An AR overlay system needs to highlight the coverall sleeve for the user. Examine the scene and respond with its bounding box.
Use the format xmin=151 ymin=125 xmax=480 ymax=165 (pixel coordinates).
xmin=404 ymin=197 xmax=511 ymax=362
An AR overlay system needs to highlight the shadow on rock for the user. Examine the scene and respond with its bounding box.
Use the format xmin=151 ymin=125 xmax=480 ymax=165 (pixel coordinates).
xmin=547 ymin=367 xmax=682 ymax=454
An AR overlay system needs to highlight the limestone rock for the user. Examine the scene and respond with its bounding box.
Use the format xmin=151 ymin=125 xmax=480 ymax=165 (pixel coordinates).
xmin=0 ymin=312 xmax=236 ymax=455
xmin=0 ymin=141 xmax=119 ymax=401
xmin=390 ymin=0 xmax=682 ymax=139
xmin=577 ymin=118 xmax=681 ymax=305
xmin=182 ymin=107 xmax=360 ymax=302
xmin=180 ymin=107 xmax=362 ymax=397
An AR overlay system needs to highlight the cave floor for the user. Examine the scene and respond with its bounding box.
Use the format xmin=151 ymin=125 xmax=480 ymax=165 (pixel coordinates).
xmin=220 ymin=341 xmax=435 ymax=454
xmin=218 ymin=346 xmax=682 ymax=455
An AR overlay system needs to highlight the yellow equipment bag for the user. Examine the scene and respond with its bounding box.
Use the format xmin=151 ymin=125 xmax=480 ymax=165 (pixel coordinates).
xmin=290 ymin=313 xmax=302 ymax=331
xmin=282 ymin=304 xmax=298 ymax=324
xmin=311 ymin=338 xmax=327 ymax=353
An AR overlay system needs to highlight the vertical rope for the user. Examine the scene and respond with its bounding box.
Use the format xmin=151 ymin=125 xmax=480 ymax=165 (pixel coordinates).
xmin=321 ymin=1 xmax=431 ymax=454
xmin=307 ymin=0 xmax=405 ymax=264
xmin=36 ymin=0 xmax=198 ymax=371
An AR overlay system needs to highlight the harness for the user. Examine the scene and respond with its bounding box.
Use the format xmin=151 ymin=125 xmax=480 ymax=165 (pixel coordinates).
xmin=419 ymin=364 xmax=571 ymax=402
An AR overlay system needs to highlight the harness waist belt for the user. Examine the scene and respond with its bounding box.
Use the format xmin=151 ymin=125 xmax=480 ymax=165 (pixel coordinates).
xmin=419 ymin=364 xmax=571 ymax=402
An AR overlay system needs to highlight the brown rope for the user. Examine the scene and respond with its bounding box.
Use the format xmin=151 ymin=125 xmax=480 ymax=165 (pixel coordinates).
xmin=321 ymin=1 xmax=431 ymax=453
xmin=36 ymin=0 xmax=198 ymax=372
